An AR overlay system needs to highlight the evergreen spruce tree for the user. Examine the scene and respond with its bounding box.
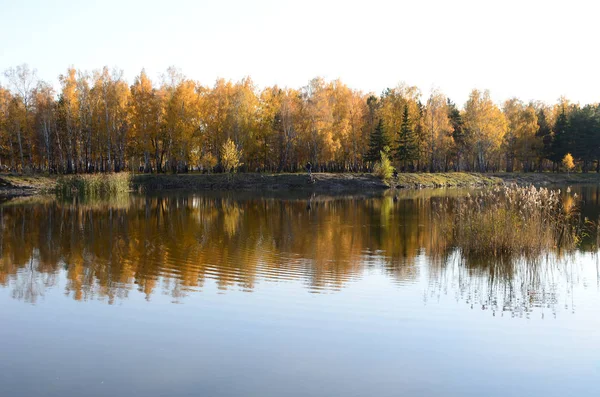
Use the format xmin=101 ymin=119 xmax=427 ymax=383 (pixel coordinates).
xmin=366 ymin=118 xmax=390 ymax=163
xmin=570 ymin=105 xmax=598 ymax=172
xmin=593 ymin=105 xmax=600 ymax=173
xmin=550 ymin=108 xmax=570 ymax=169
xmin=415 ymin=100 xmax=427 ymax=170
xmin=395 ymin=105 xmax=418 ymax=171
xmin=447 ymin=99 xmax=465 ymax=170
xmin=536 ymin=108 xmax=552 ymax=163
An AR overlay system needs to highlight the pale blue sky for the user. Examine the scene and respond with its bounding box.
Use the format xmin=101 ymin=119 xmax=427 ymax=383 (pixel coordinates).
xmin=1 ymin=0 xmax=598 ymax=105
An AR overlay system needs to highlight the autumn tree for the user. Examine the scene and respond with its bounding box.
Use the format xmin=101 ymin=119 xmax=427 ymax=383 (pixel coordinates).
xmin=273 ymin=88 xmax=299 ymax=171
xmin=424 ymin=90 xmax=452 ymax=171
xmin=503 ymin=99 xmax=540 ymax=172
xmin=514 ymin=104 xmax=540 ymax=172
xmin=255 ymin=86 xmax=279 ymax=171
xmin=230 ymin=77 xmax=258 ymax=170
xmin=329 ymin=80 xmax=354 ymax=170
xmin=299 ymin=77 xmax=335 ymax=169
xmin=161 ymin=67 xmax=202 ymax=173
xmin=562 ymin=153 xmax=575 ymax=173
xmin=347 ymin=89 xmax=368 ymax=170
xmin=463 ymin=89 xmax=507 ymax=172
xmin=4 ymin=64 xmax=38 ymax=170
xmin=203 ymin=78 xmax=233 ymax=166
xmin=130 ymin=69 xmax=159 ymax=172
xmin=33 ymin=82 xmax=56 ymax=170
xmin=90 ymin=67 xmax=130 ymax=172
xmin=57 ymin=68 xmax=80 ymax=173
xmin=0 ymin=86 xmax=14 ymax=169
xmin=373 ymin=150 xmax=394 ymax=180
xmin=221 ymin=138 xmax=242 ymax=173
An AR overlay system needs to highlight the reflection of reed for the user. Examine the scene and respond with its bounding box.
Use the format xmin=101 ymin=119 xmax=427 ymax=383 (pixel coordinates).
xmin=0 ymin=190 xmax=597 ymax=308
xmin=426 ymin=250 xmax=583 ymax=318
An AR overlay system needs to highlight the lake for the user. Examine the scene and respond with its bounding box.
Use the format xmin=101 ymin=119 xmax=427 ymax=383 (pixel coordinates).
xmin=0 ymin=186 xmax=599 ymax=397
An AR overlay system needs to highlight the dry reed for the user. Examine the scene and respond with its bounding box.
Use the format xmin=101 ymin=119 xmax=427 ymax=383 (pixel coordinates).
xmin=56 ymin=172 xmax=131 ymax=197
xmin=437 ymin=185 xmax=582 ymax=257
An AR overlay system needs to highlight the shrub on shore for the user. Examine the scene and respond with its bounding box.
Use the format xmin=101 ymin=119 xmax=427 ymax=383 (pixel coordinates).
xmin=373 ymin=151 xmax=394 ymax=181
xmin=56 ymin=172 xmax=131 ymax=197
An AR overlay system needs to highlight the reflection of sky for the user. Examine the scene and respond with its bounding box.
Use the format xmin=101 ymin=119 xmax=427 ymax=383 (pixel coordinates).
xmin=1 ymin=251 xmax=598 ymax=397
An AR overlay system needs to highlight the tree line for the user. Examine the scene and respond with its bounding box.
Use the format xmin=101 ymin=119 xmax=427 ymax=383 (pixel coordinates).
xmin=1 ymin=63 xmax=599 ymax=174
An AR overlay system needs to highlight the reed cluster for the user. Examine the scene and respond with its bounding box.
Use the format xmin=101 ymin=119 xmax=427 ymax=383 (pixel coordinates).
xmin=437 ymin=185 xmax=582 ymax=257
xmin=56 ymin=172 xmax=131 ymax=197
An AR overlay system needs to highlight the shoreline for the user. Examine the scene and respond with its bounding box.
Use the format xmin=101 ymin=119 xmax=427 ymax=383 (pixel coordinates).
xmin=1 ymin=172 xmax=599 ymax=200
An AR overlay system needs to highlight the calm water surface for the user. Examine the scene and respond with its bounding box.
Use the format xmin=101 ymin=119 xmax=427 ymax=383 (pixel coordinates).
xmin=1 ymin=187 xmax=599 ymax=397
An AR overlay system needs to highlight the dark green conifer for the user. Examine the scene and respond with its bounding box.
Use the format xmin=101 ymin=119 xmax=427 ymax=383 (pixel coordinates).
xmin=395 ymin=105 xmax=418 ymax=171
xmin=550 ymin=108 xmax=570 ymax=167
xmin=366 ymin=118 xmax=390 ymax=163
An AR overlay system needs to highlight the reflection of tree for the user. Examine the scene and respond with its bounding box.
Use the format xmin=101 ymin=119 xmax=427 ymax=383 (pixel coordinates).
xmin=0 ymin=190 xmax=597 ymax=308
xmin=11 ymin=253 xmax=57 ymax=304
xmin=222 ymin=201 xmax=242 ymax=237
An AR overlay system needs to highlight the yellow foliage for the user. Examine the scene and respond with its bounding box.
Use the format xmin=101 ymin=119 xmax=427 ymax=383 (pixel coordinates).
xmin=199 ymin=152 xmax=217 ymax=171
xmin=463 ymin=89 xmax=507 ymax=171
xmin=220 ymin=138 xmax=242 ymax=173
xmin=424 ymin=90 xmax=452 ymax=171
xmin=373 ymin=150 xmax=394 ymax=180
xmin=562 ymin=153 xmax=575 ymax=172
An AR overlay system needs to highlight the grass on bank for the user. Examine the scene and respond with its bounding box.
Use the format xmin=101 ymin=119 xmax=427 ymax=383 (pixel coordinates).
xmin=372 ymin=151 xmax=502 ymax=188
xmin=437 ymin=185 xmax=583 ymax=257
xmin=0 ymin=174 xmax=58 ymax=192
xmin=492 ymin=171 xmax=600 ymax=186
xmin=56 ymin=173 xmax=131 ymax=197
xmin=394 ymin=172 xmax=501 ymax=188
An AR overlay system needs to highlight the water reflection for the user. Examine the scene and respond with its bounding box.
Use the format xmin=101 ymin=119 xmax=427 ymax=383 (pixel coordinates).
xmin=426 ymin=251 xmax=599 ymax=319
xmin=1 ymin=188 xmax=599 ymax=313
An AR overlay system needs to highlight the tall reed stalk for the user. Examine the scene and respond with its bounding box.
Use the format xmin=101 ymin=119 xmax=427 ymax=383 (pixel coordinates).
xmin=56 ymin=173 xmax=131 ymax=197
xmin=437 ymin=185 xmax=582 ymax=257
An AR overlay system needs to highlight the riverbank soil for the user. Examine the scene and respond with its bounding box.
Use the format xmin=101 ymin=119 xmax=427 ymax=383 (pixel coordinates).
xmin=1 ymin=172 xmax=599 ymax=198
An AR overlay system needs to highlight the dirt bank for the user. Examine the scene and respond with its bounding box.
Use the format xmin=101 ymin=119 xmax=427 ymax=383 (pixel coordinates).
xmin=131 ymin=173 xmax=389 ymax=193
xmin=1 ymin=172 xmax=599 ymax=199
